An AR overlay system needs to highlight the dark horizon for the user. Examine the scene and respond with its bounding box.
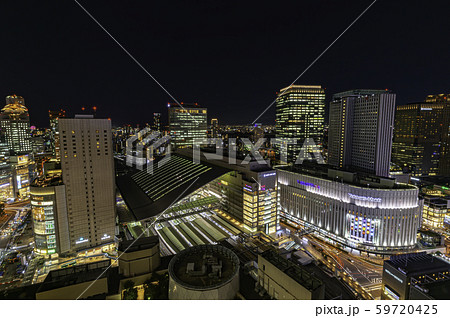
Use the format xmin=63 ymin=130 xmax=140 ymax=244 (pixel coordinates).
xmin=1 ymin=0 xmax=449 ymax=128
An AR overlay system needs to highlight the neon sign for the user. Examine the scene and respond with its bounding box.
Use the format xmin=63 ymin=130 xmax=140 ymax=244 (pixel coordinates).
xmin=297 ymin=180 xmax=320 ymax=189
xmin=385 ymin=269 xmax=403 ymax=283
xmin=348 ymin=193 xmax=382 ymax=203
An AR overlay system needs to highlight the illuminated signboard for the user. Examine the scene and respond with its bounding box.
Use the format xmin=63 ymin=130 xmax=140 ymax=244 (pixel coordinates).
xmin=76 ymin=237 xmax=89 ymax=244
xmin=348 ymin=193 xmax=382 ymax=203
xmin=385 ymin=269 xmax=403 ymax=283
xmin=384 ymin=285 xmax=400 ymax=300
xmin=297 ymin=180 xmax=320 ymax=189
xmin=444 ymin=216 xmax=450 ymax=228
xmin=262 ymin=172 xmax=276 ymax=177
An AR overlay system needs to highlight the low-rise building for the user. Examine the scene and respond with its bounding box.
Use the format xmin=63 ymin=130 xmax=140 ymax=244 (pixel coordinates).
xmin=382 ymin=252 xmax=450 ymax=300
xmin=421 ymin=195 xmax=450 ymax=231
xmin=257 ymin=249 xmax=325 ymax=300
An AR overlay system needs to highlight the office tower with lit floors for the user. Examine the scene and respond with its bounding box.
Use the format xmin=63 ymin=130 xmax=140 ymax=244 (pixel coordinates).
xmin=275 ymin=85 xmax=325 ymax=164
xmin=168 ymin=103 xmax=207 ymax=149
xmin=0 ymin=95 xmax=32 ymax=154
xmin=49 ymin=109 xmax=66 ymax=160
xmin=391 ymin=94 xmax=450 ymax=176
xmin=211 ymin=118 xmax=219 ymax=138
xmin=153 ymin=112 xmax=161 ymax=132
xmin=328 ymin=90 xmax=396 ymax=177
xmin=58 ymin=115 xmax=116 ymax=250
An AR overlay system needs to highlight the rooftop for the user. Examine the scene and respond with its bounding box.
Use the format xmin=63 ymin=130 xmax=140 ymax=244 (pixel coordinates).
xmin=36 ymin=260 xmax=119 ymax=297
xmin=167 ymin=102 xmax=205 ymax=109
xmin=118 ymin=235 xmax=159 ymax=253
xmin=332 ymin=89 xmax=392 ymax=99
xmin=280 ymin=85 xmax=323 ymax=91
xmin=386 ymin=253 xmax=450 ymax=276
xmin=168 ymin=245 xmax=239 ymax=290
xmin=412 ymin=277 xmax=450 ymax=300
xmin=261 ymin=249 xmax=323 ymax=292
xmin=31 ymin=175 xmax=63 ymax=187
xmin=276 ymin=162 xmax=415 ymax=190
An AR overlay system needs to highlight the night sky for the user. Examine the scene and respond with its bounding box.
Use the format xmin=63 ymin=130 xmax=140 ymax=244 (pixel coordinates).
xmin=1 ymin=0 xmax=449 ymax=128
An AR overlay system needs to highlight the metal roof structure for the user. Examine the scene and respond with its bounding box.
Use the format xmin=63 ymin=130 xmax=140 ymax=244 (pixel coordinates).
xmin=116 ymin=154 xmax=230 ymax=222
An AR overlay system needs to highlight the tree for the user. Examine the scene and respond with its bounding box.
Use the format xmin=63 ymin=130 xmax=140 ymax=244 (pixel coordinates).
xmin=143 ymin=272 xmax=169 ymax=300
xmin=123 ymin=280 xmax=138 ymax=300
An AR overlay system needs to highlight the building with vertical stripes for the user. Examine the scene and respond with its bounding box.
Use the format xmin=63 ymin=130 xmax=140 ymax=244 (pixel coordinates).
xmin=58 ymin=115 xmax=116 ymax=251
xmin=328 ymin=90 xmax=396 ymax=177
xmin=276 ymin=163 xmax=422 ymax=252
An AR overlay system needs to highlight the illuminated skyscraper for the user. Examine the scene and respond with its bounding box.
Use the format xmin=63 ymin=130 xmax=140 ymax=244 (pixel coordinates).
xmin=328 ymin=90 xmax=396 ymax=177
xmin=275 ymin=85 xmax=325 ymax=164
xmin=392 ymin=94 xmax=450 ymax=176
xmin=168 ymin=103 xmax=207 ymax=149
xmin=0 ymin=158 xmax=13 ymax=201
xmin=49 ymin=109 xmax=66 ymax=160
xmin=153 ymin=112 xmax=161 ymax=132
xmin=10 ymin=154 xmax=32 ymax=199
xmin=211 ymin=118 xmax=219 ymax=138
xmin=0 ymin=95 xmax=32 ymax=154
xmin=58 ymin=115 xmax=115 ymax=250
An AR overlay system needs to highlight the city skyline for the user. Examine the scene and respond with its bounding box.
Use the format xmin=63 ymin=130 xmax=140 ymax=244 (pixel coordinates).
xmin=1 ymin=1 xmax=450 ymax=127
xmin=1 ymin=0 xmax=450 ymax=305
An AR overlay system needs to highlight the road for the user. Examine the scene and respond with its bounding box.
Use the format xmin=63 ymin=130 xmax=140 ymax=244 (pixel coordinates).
xmin=303 ymin=234 xmax=383 ymax=299
xmin=0 ymin=202 xmax=32 ymax=290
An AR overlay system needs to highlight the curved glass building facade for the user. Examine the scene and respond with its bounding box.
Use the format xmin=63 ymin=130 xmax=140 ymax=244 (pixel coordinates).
xmin=31 ymin=178 xmax=67 ymax=256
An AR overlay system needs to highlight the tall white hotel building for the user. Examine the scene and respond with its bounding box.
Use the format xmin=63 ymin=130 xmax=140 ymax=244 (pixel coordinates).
xmin=31 ymin=115 xmax=116 ymax=256
xmin=58 ymin=115 xmax=116 ymax=250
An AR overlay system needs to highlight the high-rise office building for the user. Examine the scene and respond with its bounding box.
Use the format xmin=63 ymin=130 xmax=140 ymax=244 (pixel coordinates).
xmin=49 ymin=109 xmax=66 ymax=160
xmin=392 ymin=94 xmax=450 ymax=176
xmin=0 ymin=158 xmax=13 ymax=202
xmin=153 ymin=112 xmax=161 ymax=132
xmin=328 ymin=89 xmax=396 ymax=177
xmin=58 ymin=115 xmax=115 ymax=250
xmin=168 ymin=103 xmax=207 ymax=149
xmin=0 ymin=95 xmax=32 ymax=154
xmin=10 ymin=154 xmax=33 ymax=199
xmin=210 ymin=118 xmax=219 ymax=138
xmin=275 ymin=85 xmax=325 ymax=164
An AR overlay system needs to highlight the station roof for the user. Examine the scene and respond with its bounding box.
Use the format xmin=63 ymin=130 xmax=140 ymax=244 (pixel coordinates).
xmin=116 ymin=154 xmax=231 ymax=222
